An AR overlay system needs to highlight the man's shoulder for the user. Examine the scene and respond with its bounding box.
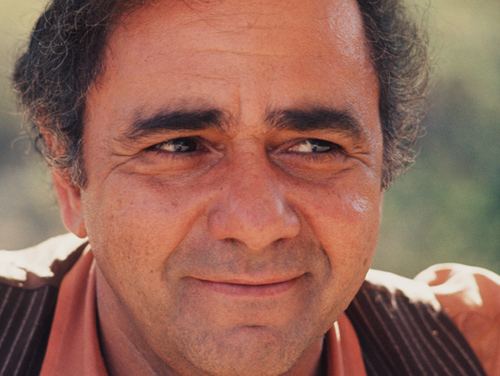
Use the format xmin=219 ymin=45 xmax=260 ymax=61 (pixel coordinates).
xmin=363 ymin=268 xmax=442 ymax=309
xmin=0 ymin=234 xmax=88 ymax=289
xmin=0 ymin=234 xmax=86 ymax=376
xmin=362 ymin=264 xmax=499 ymax=312
xmin=348 ymin=265 xmax=498 ymax=376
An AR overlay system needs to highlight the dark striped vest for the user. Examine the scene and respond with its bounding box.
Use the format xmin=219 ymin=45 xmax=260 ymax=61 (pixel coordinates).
xmin=0 ymin=239 xmax=486 ymax=376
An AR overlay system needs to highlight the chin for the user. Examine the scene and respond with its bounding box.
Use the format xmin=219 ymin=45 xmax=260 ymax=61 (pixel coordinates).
xmin=167 ymin=325 xmax=316 ymax=376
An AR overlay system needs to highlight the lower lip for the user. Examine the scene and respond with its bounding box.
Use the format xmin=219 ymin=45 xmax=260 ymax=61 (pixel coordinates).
xmin=191 ymin=276 xmax=303 ymax=297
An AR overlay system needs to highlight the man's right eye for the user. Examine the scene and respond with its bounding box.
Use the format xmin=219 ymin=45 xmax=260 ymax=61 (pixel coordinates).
xmin=149 ymin=137 xmax=201 ymax=153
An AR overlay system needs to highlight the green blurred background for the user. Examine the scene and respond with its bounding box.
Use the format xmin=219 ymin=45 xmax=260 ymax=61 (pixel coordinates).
xmin=0 ymin=1 xmax=498 ymax=276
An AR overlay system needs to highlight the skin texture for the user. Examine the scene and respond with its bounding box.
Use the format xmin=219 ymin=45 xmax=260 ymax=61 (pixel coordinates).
xmin=54 ymin=0 xmax=384 ymax=374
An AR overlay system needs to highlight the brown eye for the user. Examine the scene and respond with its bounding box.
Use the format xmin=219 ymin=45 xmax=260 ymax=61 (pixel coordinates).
xmin=153 ymin=137 xmax=200 ymax=153
xmin=288 ymin=139 xmax=339 ymax=154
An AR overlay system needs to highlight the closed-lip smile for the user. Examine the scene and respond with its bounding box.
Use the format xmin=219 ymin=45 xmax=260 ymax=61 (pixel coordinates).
xmin=189 ymin=275 xmax=305 ymax=297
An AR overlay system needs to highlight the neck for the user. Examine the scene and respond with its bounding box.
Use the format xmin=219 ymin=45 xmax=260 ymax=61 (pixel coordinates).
xmin=284 ymin=337 xmax=326 ymax=376
xmin=95 ymin=266 xmax=177 ymax=376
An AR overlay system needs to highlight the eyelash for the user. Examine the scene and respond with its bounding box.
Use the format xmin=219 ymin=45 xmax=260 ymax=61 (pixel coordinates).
xmin=147 ymin=137 xmax=206 ymax=157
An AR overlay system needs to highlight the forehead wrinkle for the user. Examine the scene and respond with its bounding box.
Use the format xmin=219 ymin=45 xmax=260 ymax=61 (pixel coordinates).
xmin=192 ymin=48 xmax=306 ymax=59
xmin=181 ymin=71 xmax=236 ymax=83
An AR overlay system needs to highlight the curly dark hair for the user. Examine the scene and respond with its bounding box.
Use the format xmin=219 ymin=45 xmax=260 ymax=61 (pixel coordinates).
xmin=12 ymin=0 xmax=429 ymax=189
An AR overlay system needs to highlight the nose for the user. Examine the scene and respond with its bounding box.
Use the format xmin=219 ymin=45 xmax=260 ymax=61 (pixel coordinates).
xmin=207 ymin=153 xmax=300 ymax=251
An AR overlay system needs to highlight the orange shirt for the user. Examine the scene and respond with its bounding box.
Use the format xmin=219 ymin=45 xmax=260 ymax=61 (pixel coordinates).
xmin=41 ymin=250 xmax=498 ymax=375
xmin=40 ymin=251 xmax=107 ymax=376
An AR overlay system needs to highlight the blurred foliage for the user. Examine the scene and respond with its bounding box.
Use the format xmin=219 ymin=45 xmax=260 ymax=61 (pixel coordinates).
xmin=374 ymin=0 xmax=500 ymax=275
xmin=0 ymin=1 xmax=67 ymax=250
xmin=0 ymin=1 xmax=498 ymax=275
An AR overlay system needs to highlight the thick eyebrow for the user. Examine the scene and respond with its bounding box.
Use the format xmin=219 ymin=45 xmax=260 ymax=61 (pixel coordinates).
xmin=120 ymin=105 xmax=364 ymax=145
xmin=265 ymin=106 xmax=364 ymax=141
xmin=123 ymin=108 xmax=227 ymax=142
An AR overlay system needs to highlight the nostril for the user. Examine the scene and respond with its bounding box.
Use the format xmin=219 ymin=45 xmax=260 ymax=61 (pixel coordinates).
xmin=224 ymin=238 xmax=240 ymax=247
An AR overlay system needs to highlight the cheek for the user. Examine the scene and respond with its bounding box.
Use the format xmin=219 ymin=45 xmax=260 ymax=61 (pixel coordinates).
xmin=314 ymin=190 xmax=381 ymax=324
xmin=292 ymin=174 xmax=382 ymax=296
xmin=80 ymin=173 xmax=213 ymax=287
xmin=80 ymin=173 xmax=221 ymax=343
xmin=294 ymin=175 xmax=381 ymax=252
xmin=322 ymin=189 xmax=380 ymax=266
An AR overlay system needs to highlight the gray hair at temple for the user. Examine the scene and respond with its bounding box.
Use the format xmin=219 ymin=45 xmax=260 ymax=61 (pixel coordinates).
xmin=12 ymin=0 xmax=429 ymax=189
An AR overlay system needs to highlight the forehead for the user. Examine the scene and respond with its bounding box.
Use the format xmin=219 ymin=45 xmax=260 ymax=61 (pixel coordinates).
xmin=112 ymin=0 xmax=368 ymax=53
xmin=88 ymin=0 xmax=378 ymax=128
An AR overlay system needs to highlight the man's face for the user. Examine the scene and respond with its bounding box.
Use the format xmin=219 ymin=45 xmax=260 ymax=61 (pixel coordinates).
xmin=65 ymin=0 xmax=383 ymax=374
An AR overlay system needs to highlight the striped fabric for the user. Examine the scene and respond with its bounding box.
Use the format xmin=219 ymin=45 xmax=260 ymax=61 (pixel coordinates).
xmin=345 ymin=281 xmax=487 ymax=376
xmin=0 ymin=284 xmax=58 ymax=376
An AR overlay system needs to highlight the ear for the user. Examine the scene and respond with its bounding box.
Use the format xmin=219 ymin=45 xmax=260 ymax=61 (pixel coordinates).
xmin=52 ymin=170 xmax=87 ymax=238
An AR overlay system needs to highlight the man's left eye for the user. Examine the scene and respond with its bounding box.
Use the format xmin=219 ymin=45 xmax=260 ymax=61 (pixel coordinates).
xmin=152 ymin=137 xmax=200 ymax=153
xmin=287 ymin=139 xmax=340 ymax=154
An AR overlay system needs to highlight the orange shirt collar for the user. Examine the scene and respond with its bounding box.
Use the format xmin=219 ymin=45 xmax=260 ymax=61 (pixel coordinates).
xmin=41 ymin=249 xmax=107 ymax=376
